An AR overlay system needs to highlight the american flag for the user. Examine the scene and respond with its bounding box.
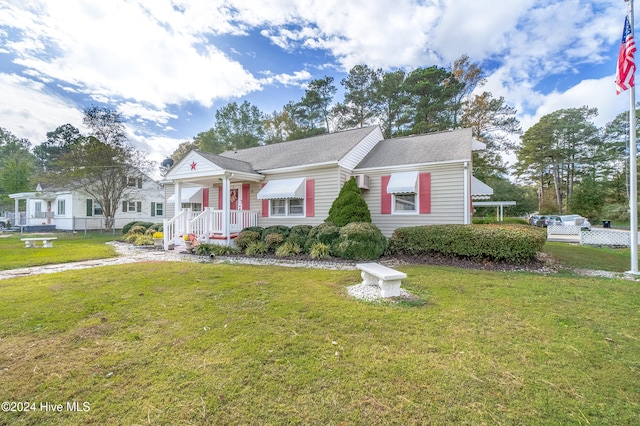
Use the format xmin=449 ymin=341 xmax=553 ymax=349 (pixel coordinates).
xmin=616 ymin=15 xmax=636 ymax=95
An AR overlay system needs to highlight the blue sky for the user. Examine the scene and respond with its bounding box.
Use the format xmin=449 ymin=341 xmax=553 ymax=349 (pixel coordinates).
xmin=0 ymin=0 xmax=634 ymax=170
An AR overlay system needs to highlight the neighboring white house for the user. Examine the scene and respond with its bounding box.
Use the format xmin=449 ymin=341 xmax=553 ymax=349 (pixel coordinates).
xmin=9 ymin=174 xmax=165 ymax=231
xmin=162 ymin=126 xmax=492 ymax=248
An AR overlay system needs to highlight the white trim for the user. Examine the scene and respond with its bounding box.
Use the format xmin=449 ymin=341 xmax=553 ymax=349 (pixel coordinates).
xmin=391 ymin=193 xmax=418 ymax=215
xmin=354 ymin=159 xmax=466 ymax=173
xmin=269 ymin=198 xmax=305 ymax=217
xmin=258 ymin=161 xmax=337 ymax=174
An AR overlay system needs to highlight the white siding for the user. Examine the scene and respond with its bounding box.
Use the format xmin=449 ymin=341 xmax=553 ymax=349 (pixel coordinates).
xmin=253 ymin=166 xmax=341 ymax=228
xmin=362 ymin=163 xmax=467 ymax=237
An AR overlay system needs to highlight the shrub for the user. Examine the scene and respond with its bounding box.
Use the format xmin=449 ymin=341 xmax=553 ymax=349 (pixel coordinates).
xmin=304 ymin=222 xmax=340 ymax=252
xmin=242 ymin=226 xmax=264 ymax=235
xmin=148 ymin=223 xmax=163 ymax=231
xmin=275 ymin=242 xmax=303 ymax=257
xmin=331 ymin=222 xmax=387 ymax=260
xmin=327 ymin=177 xmax=372 ymax=227
xmin=472 ymin=217 xmax=528 ymax=225
xmin=123 ymin=233 xmax=139 ymax=243
xmin=195 ymin=243 xmax=240 ymax=256
xmin=235 ymin=230 xmax=262 ymax=251
xmin=245 ymin=241 xmax=269 ymax=256
xmin=133 ymin=235 xmax=153 ymax=246
xmin=264 ymin=233 xmax=285 ymax=251
xmin=128 ymin=225 xmax=146 ymax=235
xmin=287 ymin=225 xmax=313 ymax=247
xmin=261 ymin=225 xmax=290 ymax=240
xmin=136 ymin=222 xmax=155 ymax=230
xmin=388 ymin=224 xmax=546 ymax=263
xmin=309 ymin=242 xmax=331 ymax=259
xmin=122 ymin=221 xmax=142 ymax=234
xmin=144 ymin=228 xmax=155 ymax=236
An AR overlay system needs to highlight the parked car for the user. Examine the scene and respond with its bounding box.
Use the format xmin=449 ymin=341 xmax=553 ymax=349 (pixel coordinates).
xmin=0 ymin=217 xmax=9 ymax=230
xmin=535 ymin=215 xmax=561 ymax=227
xmin=528 ymin=215 xmax=541 ymax=226
xmin=558 ymin=214 xmax=592 ymax=231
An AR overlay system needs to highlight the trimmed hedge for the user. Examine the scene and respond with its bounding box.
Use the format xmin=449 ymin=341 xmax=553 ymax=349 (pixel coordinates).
xmin=472 ymin=217 xmax=528 ymax=225
xmin=287 ymin=225 xmax=313 ymax=247
xmin=388 ymin=224 xmax=546 ymax=263
xmin=304 ymin=223 xmax=340 ymax=252
xmin=331 ymin=222 xmax=387 ymax=260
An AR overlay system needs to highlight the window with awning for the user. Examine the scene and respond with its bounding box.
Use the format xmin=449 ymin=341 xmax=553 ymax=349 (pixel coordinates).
xmin=257 ymin=177 xmax=306 ymax=200
xmin=258 ymin=178 xmax=315 ymax=218
xmin=386 ymin=171 xmax=419 ymax=194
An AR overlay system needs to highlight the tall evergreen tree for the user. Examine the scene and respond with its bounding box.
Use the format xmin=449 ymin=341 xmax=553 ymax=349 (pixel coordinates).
xmin=326 ymin=177 xmax=371 ymax=227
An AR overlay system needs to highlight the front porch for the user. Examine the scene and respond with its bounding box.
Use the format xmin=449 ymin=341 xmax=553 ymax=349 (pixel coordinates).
xmin=163 ymin=208 xmax=258 ymax=249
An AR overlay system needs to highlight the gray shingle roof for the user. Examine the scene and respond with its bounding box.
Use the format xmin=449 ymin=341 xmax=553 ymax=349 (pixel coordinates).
xmin=355 ymin=128 xmax=472 ymax=169
xmin=195 ymin=151 xmax=258 ymax=174
xmin=218 ymin=126 xmax=380 ymax=171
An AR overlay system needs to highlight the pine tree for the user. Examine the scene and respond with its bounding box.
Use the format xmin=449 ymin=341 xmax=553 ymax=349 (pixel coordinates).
xmin=326 ymin=177 xmax=372 ymax=226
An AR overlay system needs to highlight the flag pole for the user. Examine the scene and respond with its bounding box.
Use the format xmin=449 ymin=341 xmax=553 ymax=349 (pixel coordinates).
xmin=628 ymin=0 xmax=639 ymax=274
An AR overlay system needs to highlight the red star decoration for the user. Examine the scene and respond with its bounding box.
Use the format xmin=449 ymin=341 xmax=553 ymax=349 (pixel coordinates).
xmin=190 ymin=161 xmax=197 ymax=170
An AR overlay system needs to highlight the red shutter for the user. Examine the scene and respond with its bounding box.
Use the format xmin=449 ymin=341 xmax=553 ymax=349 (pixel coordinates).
xmin=202 ymin=188 xmax=209 ymax=208
xmin=419 ymin=172 xmax=431 ymax=214
xmin=217 ymin=186 xmax=223 ymax=209
xmin=381 ymin=176 xmax=391 ymax=214
xmin=242 ymin=184 xmax=250 ymax=211
xmin=261 ymin=183 xmax=269 ymax=217
xmin=305 ymin=179 xmax=315 ymax=217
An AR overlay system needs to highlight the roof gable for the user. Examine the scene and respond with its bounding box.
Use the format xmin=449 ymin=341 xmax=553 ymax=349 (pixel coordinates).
xmin=355 ymin=128 xmax=473 ymax=169
xmin=219 ymin=126 xmax=381 ymax=171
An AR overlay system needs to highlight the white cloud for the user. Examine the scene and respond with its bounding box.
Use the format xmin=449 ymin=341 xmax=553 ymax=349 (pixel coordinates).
xmin=0 ymin=73 xmax=85 ymax=145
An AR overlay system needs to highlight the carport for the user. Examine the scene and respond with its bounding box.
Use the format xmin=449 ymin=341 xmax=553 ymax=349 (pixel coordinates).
xmin=473 ymin=201 xmax=517 ymax=221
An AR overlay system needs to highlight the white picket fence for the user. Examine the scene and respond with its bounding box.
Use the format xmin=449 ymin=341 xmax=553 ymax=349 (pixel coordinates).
xmin=548 ymin=226 xmax=631 ymax=247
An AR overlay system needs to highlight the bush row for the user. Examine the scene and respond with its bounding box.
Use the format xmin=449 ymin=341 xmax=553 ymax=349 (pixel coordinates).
xmin=388 ymin=224 xmax=546 ymax=263
xmin=122 ymin=221 xmax=163 ymax=246
xmin=229 ymin=222 xmax=387 ymax=260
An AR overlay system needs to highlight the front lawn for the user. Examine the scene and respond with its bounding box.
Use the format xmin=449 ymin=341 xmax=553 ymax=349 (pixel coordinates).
xmin=542 ymin=241 xmax=638 ymax=272
xmin=0 ymin=232 xmax=118 ymax=270
xmin=0 ymin=262 xmax=638 ymax=424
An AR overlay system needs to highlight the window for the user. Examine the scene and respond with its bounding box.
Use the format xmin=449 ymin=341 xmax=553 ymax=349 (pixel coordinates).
xmin=94 ymin=203 xmax=103 ymax=216
xmin=270 ymin=199 xmax=304 ymax=217
xmin=394 ymin=194 xmax=417 ymax=213
xmin=35 ymin=201 xmax=42 ymax=213
xmin=270 ymin=199 xmax=286 ymax=216
xmin=57 ymin=200 xmax=66 ymax=215
xmin=123 ymin=201 xmax=142 ymax=213
xmin=151 ymin=202 xmax=163 ymax=217
xmin=181 ymin=202 xmax=202 ymax=212
xmin=127 ymin=177 xmax=143 ymax=188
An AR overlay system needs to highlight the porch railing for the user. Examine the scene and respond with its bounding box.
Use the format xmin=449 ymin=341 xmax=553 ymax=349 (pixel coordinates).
xmin=164 ymin=209 xmax=258 ymax=249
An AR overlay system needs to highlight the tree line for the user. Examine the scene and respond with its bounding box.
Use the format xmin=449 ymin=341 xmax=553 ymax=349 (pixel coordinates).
xmin=0 ymin=53 xmax=634 ymax=221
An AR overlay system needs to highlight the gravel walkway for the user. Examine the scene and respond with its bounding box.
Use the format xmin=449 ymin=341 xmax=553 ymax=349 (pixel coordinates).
xmin=1 ymin=242 xmax=637 ymax=301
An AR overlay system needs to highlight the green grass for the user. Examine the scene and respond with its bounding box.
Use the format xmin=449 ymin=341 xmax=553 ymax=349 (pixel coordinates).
xmin=0 ymin=232 xmax=119 ymax=270
xmin=1 ymin=262 xmax=639 ymax=424
xmin=543 ymin=242 xmax=637 ymax=272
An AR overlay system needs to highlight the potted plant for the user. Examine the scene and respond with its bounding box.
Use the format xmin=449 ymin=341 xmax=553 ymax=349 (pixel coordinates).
xmin=153 ymin=231 xmax=164 ymax=248
xmin=184 ymin=233 xmax=198 ymax=252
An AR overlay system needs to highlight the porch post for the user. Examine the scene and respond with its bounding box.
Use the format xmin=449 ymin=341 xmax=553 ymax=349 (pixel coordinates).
xmin=14 ymin=197 xmax=19 ymax=228
xmin=174 ymin=181 xmax=182 ymax=214
xmin=222 ymin=174 xmax=231 ymax=245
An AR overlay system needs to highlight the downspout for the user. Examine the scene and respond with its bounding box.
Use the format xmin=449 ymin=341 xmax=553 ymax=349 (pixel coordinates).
xmin=463 ymin=162 xmax=469 ymax=224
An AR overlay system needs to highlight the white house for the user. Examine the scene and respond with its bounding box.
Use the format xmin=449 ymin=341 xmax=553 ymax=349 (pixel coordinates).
xmin=162 ymin=126 xmax=492 ymax=248
xmin=9 ymin=174 xmax=165 ymax=232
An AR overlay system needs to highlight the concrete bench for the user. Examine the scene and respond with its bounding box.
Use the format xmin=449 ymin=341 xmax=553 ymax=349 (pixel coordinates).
xmin=356 ymin=262 xmax=407 ymax=297
xmin=21 ymin=237 xmax=58 ymax=248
